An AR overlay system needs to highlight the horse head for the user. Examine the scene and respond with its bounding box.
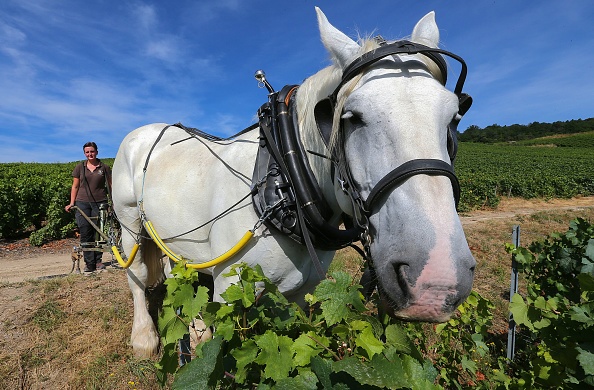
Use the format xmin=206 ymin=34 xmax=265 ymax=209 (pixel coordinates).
xmin=312 ymin=8 xmax=476 ymax=322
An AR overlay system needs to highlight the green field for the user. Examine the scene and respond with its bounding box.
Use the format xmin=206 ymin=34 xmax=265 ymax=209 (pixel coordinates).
xmin=456 ymin=137 xmax=594 ymax=210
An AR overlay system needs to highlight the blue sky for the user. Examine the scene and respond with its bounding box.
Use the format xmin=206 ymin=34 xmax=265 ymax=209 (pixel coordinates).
xmin=1 ymin=0 xmax=593 ymax=163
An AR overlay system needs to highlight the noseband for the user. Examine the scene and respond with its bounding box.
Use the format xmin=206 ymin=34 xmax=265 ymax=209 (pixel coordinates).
xmin=314 ymin=39 xmax=472 ymax=218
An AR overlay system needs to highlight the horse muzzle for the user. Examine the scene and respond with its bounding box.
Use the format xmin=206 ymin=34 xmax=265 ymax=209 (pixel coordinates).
xmin=375 ymin=250 xmax=475 ymax=322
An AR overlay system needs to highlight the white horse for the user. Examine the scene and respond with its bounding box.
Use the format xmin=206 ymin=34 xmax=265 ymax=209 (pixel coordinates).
xmin=113 ymin=7 xmax=476 ymax=358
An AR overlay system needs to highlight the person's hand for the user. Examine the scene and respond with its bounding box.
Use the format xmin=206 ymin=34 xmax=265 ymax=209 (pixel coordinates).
xmin=65 ymin=204 xmax=74 ymax=212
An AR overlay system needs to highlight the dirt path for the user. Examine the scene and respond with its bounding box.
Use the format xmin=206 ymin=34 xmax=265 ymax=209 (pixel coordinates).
xmin=0 ymin=252 xmax=73 ymax=284
xmin=1 ymin=196 xmax=594 ymax=284
xmin=0 ymin=237 xmax=119 ymax=284
xmin=459 ymin=196 xmax=594 ymax=225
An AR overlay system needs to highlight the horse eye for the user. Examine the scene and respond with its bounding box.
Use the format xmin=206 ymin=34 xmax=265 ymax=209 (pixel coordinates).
xmin=342 ymin=111 xmax=364 ymax=126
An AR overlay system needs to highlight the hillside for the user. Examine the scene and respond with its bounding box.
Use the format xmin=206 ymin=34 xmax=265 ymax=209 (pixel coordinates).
xmin=510 ymin=130 xmax=594 ymax=148
xmin=458 ymin=117 xmax=594 ymax=143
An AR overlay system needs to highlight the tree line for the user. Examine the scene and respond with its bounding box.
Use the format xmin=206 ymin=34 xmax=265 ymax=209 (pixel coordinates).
xmin=458 ymin=117 xmax=594 ymax=143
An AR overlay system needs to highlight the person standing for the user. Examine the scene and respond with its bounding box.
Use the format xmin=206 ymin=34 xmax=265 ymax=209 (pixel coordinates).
xmin=65 ymin=142 xmax=112 ymax=272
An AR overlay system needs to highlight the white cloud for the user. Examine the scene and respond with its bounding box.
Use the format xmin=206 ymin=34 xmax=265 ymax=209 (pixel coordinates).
xmin=133 ymin=3 xmax=158 ymax=31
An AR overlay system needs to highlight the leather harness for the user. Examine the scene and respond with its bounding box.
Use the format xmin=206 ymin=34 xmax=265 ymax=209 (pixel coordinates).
xmin=251 ymin=39 xmax=472 ymax=278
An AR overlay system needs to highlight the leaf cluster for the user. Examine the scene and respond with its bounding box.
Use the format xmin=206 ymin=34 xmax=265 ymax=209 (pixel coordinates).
xmin=409 ymin=292 xmax=503 ymax=389
xmin=156 ymin=262 xmax=440 ymax=389
xmin=507 ymin=218 xmax=594 ymax=388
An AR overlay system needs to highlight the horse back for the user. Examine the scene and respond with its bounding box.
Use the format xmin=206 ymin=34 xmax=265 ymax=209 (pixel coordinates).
xmin=113 ymin=123 xmax=262 ymax=263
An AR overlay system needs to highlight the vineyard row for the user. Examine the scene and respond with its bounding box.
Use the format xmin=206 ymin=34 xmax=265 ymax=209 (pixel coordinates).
xmin=1 ymin=143 xmax=593 ymax=242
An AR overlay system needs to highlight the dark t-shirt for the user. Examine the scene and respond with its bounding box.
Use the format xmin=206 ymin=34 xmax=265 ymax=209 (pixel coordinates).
xmin=72 ymin=160 xmax=111 ymax=203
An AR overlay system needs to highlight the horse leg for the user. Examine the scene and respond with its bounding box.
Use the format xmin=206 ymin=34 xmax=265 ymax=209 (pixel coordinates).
xmin=126 ymin=233 xmax=164 ymax=358
xmin=188 ymin=318 xmax=213 ymax=351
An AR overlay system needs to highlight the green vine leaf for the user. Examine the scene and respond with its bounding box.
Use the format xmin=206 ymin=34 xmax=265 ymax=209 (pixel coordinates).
xmin=158 ymin=305 xmax=189 ymax=346
xmin=214 ymin=318 xmax=235 ymax=341
xmin=183 ymin=286 xmax=210 ymax=320
xmin=231 ymin=339 xmax=258 ymax=384
xmin=351 ymin=320 xmax=384 ymax=359
xmin=460 ymin=355 xmax=477 ymax=375
xmin=570 ymin=305 xmax=594 ymax=325
xmin=577 ymin=345 xmax=594 ymax=376
xmin=585 ymin=238 xmax=594 ymax=261
xmin=579 ymin=273 xmax=594 ymax=292
xmin=333 ymin=354 xmax=409 ymax=388
xmin=221 ymin=284 xmax=249 ymax=306
xmin=509 ymin=294 xmax=531 ymax=330
xmin=315 ymin=272 xmax=366 ymax=326
xmin=274 ymin=370 xmax=319 ymax=390
xmin=173 ymin=336 xmax=224 ymax=390
xmin=399 ymin=353 xmax=440 ymax=390
xmin=254 ymin=331 xmax=296 ymax=382
xmin=174 ymin=283 xmax=196 ymax=312
xmin=292 ymin=332 xmax=329 ymax=367
xmin=155 ymin=343 xmax=179 ymax=385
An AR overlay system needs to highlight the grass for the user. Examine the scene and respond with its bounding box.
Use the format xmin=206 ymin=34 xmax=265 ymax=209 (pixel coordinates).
xmin=0 ymin=270 xmax=168 ymax=389
xmin=32 ymin=300 xmax=66 ymax=332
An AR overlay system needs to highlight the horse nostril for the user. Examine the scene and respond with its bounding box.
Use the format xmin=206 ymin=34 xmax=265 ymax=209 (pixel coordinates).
xmin=393 ymin=263 xmax=411 ymax=295
xmin=445 ymin=293 xmax=463 ymax=309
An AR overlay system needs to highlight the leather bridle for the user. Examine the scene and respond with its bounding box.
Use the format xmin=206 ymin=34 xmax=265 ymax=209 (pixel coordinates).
xmin=314 ymin=39 xmax=473 ymax=220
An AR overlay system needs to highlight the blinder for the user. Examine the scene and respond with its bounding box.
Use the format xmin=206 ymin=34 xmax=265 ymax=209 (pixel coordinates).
xmin=314 ymin=39 xmax=473 ymax=214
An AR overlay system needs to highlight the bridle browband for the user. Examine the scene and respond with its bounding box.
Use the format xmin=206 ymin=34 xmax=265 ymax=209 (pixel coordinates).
xmin=336 ymin=39 xmax=467 ymax=101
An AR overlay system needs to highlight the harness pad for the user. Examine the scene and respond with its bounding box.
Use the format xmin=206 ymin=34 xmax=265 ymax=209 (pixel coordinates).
xmin=251 ymin=100 xmax=304 ymax=243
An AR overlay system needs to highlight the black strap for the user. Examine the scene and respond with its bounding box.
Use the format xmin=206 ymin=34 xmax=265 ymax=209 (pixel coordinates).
xmin=143 ymin=125 xmax=172 ymax=172
xmin=172 ymin=122 xmax=259 ymax=144
xmin=259 ymin=120 xmax=326 ymax=279
xmin=365 ymin=159 xmax=460 ymax=214
xmin=336 ymin=40 xmax=468 ymax=99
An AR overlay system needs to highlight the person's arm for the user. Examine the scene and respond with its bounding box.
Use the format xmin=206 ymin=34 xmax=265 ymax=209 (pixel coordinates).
xmin=65 ymin=177 xmax=80 ymax=212
xmin=106 ymin=166 xmax=113 ymax=203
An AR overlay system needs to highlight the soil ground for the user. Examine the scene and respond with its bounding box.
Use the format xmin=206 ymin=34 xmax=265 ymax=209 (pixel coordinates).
xmin=0 ymin=236 xmax=121 ymax=284
xmin=1 ymin=196 xmax=593 ymax=389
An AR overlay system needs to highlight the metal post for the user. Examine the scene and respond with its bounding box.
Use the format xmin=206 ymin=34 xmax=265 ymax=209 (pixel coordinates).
xmin=507 ymin=225 xmax=520 ymax=361
xmin=177 ymin=307 xmax=191 ymax=367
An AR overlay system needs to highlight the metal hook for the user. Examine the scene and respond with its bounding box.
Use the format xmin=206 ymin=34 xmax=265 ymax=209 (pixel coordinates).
xmin=254 ymin=69 xmax=275 ymax=93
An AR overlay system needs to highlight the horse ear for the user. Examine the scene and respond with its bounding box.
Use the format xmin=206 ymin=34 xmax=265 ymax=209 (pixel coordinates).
xmin=411 ymin=11 xmax=440 ymax=48
xmin=316 ymin=7 xmax=361 ymax=69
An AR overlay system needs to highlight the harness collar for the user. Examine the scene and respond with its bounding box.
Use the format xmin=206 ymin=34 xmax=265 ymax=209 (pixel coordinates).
xmin=251 ymin=38 xmax=472 ymax=263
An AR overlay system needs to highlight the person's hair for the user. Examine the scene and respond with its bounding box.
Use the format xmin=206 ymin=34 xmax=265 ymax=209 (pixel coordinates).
xmin=83 ymin=141 xmax=98 ymax=151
